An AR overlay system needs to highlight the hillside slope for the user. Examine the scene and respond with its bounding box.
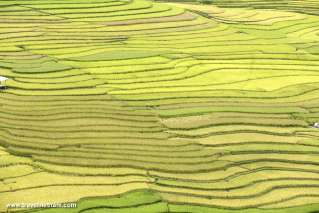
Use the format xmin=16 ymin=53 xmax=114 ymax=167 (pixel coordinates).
xmin=1 ymin=0 xmax=319 ymax=212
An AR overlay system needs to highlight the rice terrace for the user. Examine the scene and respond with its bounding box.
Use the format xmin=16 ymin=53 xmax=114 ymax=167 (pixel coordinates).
xmin=3 ymin=0 xmax=319 ymax=212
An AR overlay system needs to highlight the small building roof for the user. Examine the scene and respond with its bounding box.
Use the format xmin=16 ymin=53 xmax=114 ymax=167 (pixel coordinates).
xmin=0 ymin=76 xmax=8 ymax=82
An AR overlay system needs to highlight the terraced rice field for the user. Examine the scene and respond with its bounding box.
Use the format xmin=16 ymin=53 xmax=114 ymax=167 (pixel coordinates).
xmin=2 ymin=0 xmax=319 ymax=212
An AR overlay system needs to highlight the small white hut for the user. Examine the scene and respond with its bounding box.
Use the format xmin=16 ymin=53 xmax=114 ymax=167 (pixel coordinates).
xmin=314 ymin=122 xmax=319 ymax=128
xmin=0 ymin=76 xmax=8 ymax=88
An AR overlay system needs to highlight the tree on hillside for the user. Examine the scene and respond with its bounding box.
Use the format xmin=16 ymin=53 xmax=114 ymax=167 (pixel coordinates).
xmin=198 ymin=0 xmax=213 ymax=4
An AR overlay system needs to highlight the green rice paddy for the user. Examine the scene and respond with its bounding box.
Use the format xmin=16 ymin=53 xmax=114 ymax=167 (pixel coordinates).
xmin=1 ymin=0 xmax=319 ymax=212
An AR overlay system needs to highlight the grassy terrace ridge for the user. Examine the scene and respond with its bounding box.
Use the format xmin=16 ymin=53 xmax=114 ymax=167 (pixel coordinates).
xmin=2 ymin=0 xmax=319 ymax=212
